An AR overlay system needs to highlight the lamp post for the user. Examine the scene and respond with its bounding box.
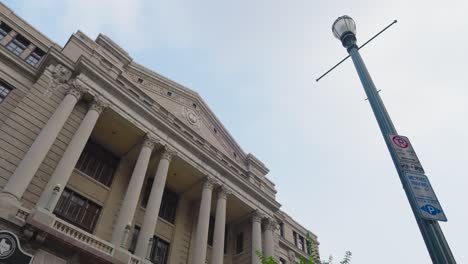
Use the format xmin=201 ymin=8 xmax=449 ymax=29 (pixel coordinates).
xmin=332 ymin=15 xmax=456 ymax=263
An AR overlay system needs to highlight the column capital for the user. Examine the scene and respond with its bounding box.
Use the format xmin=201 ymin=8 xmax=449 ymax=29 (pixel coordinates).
xmin=142 ymin=135 xmax=158 ymax=150
xmin=202 ymin=176 xmax=218 ymax=191
xmin=216 ymin=186 xmax=231 ymax=200
xmin=264 ymin=217 xmax=278 ymax=231
xmin=161 ymin=146 xmax=177 ymax=162
xmin=67 ymin=79 xmax=87 ymax=100
xmin=89 ymin=96 xmax=109 ymax=114
xmin=252 ymin=210 xmax=264 ymax=223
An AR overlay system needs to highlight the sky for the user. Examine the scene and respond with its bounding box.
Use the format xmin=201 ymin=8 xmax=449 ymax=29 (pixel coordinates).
xmin=5 ymin=0 xmax=468 ymax=263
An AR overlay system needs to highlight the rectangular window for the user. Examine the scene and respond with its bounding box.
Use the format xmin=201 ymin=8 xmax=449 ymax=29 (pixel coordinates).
xmin=293 ymin=231 xmax=298 ymax=246
xmin=279 ymin=222 xmax=284 ymax=237
xmin=150 ymin=237 xmax=170 ymax=264
xmin=298 ymin=235 xmax=305 ymax=251
xmin=235 ymin=232 xmax=243 ymax=254
xmin=25 ymin=47 xmax=45 ymax=67
xmin=141 ymin=181 xmax=178 ymax=224
xmin=54 ymin=188 xmax=102 ymax=233
xmin=75 ymin=140 xmax=119 ymax=187
xmin=0 ymin=22 xmax=11 ymax=40
xmin=6 ymin=34 xmax=30 ymax=56
xmin=0 ymin=80 xmax=12 ymax=104
xmin=128 ymin=225 xmax=141 ymax=253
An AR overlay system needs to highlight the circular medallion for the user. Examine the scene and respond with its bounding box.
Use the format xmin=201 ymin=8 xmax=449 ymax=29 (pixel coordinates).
xmin=185 ymin=108 xmax=199 ymax=126
xmin=0 ymin=233 xmax=16 ymax=259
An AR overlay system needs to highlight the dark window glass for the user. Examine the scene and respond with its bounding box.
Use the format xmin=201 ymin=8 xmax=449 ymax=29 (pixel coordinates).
xmin=150 ymin=237 xmax=170 ymax=264
xmin=0 ymin=22 xmax=11 ymax=40
xmin=293 ymin=231 xmax=298 ymax=246
xmin=6 ymin=34 xmax=30 ymax=56
xmin=0 ymin=80 xmax=12 ymax=104
xmin=235 ymin=232 xmax=243 ymax=254
xmin=280 ymin=258 xmax=287 ymax=264
xmin=54 ymin=188 xmax=101 ymax=233
xmin=75 ymin=140 xmax=119 ymax=187
xmin=25 ymin=47 xmax=45 ymax=67
xmin=298 ymin=235 xmax=305 ymax=251
xmin=141 ymin=180 xmax=178 ymax=224
xmin=128 ymin=226 xmax=140 ymax=253
xmin=207 ymin=216 xmax=215 ymax=246
xmin=279 ymin=222 xmax=284 ymax=237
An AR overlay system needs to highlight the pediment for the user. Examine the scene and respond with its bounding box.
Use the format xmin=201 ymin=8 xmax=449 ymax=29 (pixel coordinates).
xmin=124 ymin=67 xmax=245 ymax=164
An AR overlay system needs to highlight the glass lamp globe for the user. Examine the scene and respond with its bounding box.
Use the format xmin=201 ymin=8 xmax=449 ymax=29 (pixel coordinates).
xmin=332 ymin=15 xmax=356 ymax=40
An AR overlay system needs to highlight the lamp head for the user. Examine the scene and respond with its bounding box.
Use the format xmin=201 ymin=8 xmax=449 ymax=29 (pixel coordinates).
xmin=332 ymin=15 xmax=357 ymax=50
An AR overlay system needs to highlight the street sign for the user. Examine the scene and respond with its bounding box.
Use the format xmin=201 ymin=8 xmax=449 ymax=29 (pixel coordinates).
xmin=0 ymin=230 xmax=33 ymax=264
xmin=405 ymin=173 xmax=447 ymax=222
xmin=389 ymin=135 xmax=425 ymax=174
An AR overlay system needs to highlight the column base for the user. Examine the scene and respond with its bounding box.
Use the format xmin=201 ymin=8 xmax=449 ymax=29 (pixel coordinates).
xmin=28 ymin=207 xmax=56 ymax=227
xmin=0 ymin=191 xmax=22 ymax=222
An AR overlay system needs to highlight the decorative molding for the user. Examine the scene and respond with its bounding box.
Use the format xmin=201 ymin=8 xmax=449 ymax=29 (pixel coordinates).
xmin=202 ymin=176 xmax=218 ymax=191
xmin=265 ymin=218 xmax=278 ymax=231
xmin=46 ymin=64 xmax=72 ymax=94
xmin=217 ymin=186 xmax=232 ymax=200
xmin=161 ymin=146 xmax=177 ymax=162
xmin=142 ymin=135 xmax=157 ymax=150
xmin=90 ymin=96 xmax=109 ymax=114
xmin=67 ymin=79 xmax=87 ymax=100
xmin=252 ymin=210 xmax=264 ymax=223
xmin=183 ymin=107 xmax=201 ymax=130
xmin=288 ymin=250 xmax=296 ymax=261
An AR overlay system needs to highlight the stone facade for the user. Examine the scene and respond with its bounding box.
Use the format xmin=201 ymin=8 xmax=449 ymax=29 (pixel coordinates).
xmin=0 ymin=3 xmax=319 ymax=264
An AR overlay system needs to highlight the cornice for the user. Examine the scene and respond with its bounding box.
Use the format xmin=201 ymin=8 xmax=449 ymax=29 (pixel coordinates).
xmin=73 ymin=56 xmax=281 ymax=211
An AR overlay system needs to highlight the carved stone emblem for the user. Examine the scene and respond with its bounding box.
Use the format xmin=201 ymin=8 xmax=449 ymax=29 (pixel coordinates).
xmin=183 ymin=107 xmax=200 ymax=129
xmin=44 ymin=64 xmax=72 ymax=97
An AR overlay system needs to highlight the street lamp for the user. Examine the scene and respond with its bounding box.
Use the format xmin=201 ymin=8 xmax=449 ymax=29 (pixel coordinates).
xmin=332 ymin=15 xmax=456 ymax=263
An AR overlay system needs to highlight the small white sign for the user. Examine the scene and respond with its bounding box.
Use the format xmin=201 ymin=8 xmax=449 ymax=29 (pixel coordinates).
xmin=405 ymin=173 xmax=447 ymax=221
xmin=389 ymin=135 xmax=425 ymax=174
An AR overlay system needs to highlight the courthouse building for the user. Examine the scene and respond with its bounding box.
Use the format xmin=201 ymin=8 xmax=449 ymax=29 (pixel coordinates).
xmin=0 ymin=3 xmax=320 ymax=264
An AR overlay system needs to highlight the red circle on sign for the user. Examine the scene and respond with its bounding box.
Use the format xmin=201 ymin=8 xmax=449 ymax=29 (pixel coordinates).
xmin=392 ymin=136 xmax=408 ymax=148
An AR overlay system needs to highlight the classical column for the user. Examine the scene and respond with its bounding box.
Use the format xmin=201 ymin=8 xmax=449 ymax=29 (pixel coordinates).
xmin=134 ymin=148 xmax=175 ymax=258
xmin=211 ymin=186 xmax=230 ymax=264
xmin=111 ymin=137 xmax=155 ymax=246
xmin=36 ymin=98 xmax=107 ymax=211
xmin=2 ymin=86 xmax=84 ymax=201
xmin=252 ymin=210 xmax=263 ymax=264
xmin=192 ymin=177 xmax=216 ymax=264
xmin=264 ymin=218 xmax=277 ymax=259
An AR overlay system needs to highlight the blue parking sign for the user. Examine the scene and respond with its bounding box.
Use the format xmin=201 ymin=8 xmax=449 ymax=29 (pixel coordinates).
xmin=405 ymin=172 xmax=447 ymax=222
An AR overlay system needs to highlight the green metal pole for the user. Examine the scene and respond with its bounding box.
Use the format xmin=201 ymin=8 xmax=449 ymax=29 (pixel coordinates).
xmin=341 ymin=31 xmax=456 ymax=263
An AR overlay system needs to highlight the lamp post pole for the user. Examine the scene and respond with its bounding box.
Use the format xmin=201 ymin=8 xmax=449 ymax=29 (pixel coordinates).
xmin=332 ymin=16 xmax=456 ymax=263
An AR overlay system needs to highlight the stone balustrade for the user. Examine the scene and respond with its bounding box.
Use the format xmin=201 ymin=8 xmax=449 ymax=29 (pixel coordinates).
xmin=52 ymin=218 xmax=115 ymax=256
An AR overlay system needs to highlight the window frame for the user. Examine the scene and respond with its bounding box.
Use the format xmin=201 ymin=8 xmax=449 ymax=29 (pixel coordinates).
xmin=25 ymin=47 xmax=45 ymax=67
xmin=53 ymin=188 xmax=102 ymax=233
xmin=0 ymin=79 xmax=12 ymax=104
xmin=75 ymin=140 xmax=119 ymax=187
xmin=128 ymin=225 xmax=141 ymax=254
xmin=141 ymin=182 xmax=179 ymax=224
xmin=0 ymin=22 xmax=11 ymax=40
xmin=6 ymin=34 xmax=30 ymax=56
xmin=150 ymin=236 xmax=170 ymax=264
